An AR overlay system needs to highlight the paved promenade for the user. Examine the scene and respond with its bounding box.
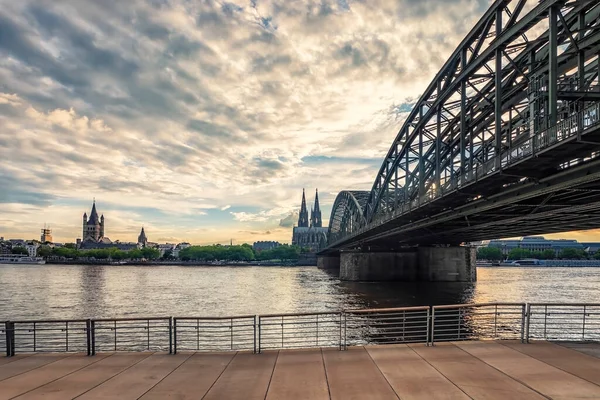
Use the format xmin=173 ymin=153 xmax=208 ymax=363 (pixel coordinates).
xmin=0 ymin=341 xmax=599 ymax=399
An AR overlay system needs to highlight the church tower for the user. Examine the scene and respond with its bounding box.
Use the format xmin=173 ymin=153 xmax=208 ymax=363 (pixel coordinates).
xmin=312 ymin=189 xmax=322 ymax=227
xmin=298 ymin=189 xmax=309 ymax=227
xmin=82 ymin=212 xmax=87 ymax=240
xmin=138 ymin=227 xmax=148 ymax=247
xmin=82 ymin=200 xmax=103 ymax=242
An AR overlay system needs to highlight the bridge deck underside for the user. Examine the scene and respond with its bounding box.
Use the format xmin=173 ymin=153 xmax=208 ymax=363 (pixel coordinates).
xmin=335 ymin=125 xmax=600 ymax=248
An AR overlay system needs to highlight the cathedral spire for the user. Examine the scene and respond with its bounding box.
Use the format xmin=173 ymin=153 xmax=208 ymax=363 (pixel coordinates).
xmin=298 ymin=188 xmax=309 ymax=227
xmin=313 ymin=189 xmax=322 ymax=227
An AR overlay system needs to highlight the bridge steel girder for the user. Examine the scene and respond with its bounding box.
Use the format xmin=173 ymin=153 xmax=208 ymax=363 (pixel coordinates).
xmin=325 ymin=0 xmax=600 ymax=251
xmin=326 ymin=191 xmax=369 ymax=246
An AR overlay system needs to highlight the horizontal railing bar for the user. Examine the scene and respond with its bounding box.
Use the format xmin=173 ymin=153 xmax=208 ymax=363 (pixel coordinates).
xmin=259 ymin=312 xmax=341 ymax=318
xmin=433 ymin=303 xmax=525 ymax=309
xmin=346 ymin=306 xmax=430 ymax=313
xmin=92 ymin=317 xmax=171 ymax=322
xmin=528 ymin=303 xmax=600 ymax=307
xmin=174 ymin=316 xmax=256 ymax=321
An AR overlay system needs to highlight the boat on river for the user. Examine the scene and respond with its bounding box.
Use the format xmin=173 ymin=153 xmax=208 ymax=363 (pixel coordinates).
xmin=0 ymin=254 xmax=46 ymax=264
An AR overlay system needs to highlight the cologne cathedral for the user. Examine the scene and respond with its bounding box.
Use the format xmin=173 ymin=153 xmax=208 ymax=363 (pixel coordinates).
xmin=291 ymin=189 xmax=328 ymax=252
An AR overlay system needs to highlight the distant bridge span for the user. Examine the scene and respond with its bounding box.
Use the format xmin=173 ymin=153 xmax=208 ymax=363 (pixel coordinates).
xmin=324 ymin=0 xmax=600 ymax=257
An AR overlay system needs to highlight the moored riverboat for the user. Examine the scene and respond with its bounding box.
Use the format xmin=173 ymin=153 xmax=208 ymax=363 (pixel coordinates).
xmin=0 ymin=254 xmax=46 ymax=264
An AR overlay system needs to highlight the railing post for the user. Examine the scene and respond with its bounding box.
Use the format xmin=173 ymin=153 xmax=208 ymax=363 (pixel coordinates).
xmin=253 ymin=316 xmax=257 ymax=354
xmin=86 ymin=319 xmax=92 ymax=356
xmin=520 ymin=304 xmax=527 ymax=343
xmin=316 ymin=314 xmax=319 ymax=347
xmin=431 ymin=307 xmax=436 ymax=345
xmin=230 ymin=318 xmax=233 ymax=350
xmin=173 ymin=318 xmax=178 ymax=355
xmin=168 ymin=317 xmax=173 ymax=355
xmin=344 ymin=312 xmax=348 ymax=350
xmin=258 ymin=317 xmax=262 ymax=354
xmin=33 ymin=322 xmax=36 ymax=352
xmin=426 ymin=307 xmax=431 ymax=346
xmin=582 ymin=305 xmax=587 ymax=340
xmin=338 ymin=312 xmax=343 ymax=351
xmin=66 ymin=321 xmax=69 ymax=352
xmin=525 ymin=304 xmax=531 ymax=343
xmin=147 ymin=320 xmax=150 ymax=351
xmin=10 ymin=322 xmax=15 ymax=356
xmin=494 ymin=304 xmax=498 ymax=338
xmin=92 ymin=320 xmax=96 ymax=355
xmin=4 ymin=321 xmax=11 ymax=357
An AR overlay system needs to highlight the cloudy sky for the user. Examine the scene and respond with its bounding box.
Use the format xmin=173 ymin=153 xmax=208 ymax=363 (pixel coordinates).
xmin=2 ymin=0 xmax=587 ymax=245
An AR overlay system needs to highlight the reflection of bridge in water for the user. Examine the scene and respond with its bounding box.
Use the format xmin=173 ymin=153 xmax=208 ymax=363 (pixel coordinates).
xmin=320 ymin=0 xmax=600 ymax=282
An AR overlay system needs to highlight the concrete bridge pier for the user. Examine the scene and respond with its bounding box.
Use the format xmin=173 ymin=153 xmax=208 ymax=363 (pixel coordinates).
xmin=317 ymin=254 xmax=340 ymax=271
xmin=334 ymin=246 xmax=476 ymax=282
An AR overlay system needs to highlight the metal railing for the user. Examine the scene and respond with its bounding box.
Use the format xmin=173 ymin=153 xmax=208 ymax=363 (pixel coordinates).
xmin=526 ymin=303 xmax=600 ymax=342
xmin=174 ymin=316 xmax=255 ymax=353
xmin=431 ymin=303 xmax=526 ymax=342
xmin=6 ymin=320 xmax=89 ymax=356
xmin=2 ymin=303 xmax=599 ymax=356
xmin=345 ymin=306 xmax=430 ymax=348
xmin=258 ymin=312 xmax=342 ymax=352
xmin=91 ymin=317 xmax=172 ymax=355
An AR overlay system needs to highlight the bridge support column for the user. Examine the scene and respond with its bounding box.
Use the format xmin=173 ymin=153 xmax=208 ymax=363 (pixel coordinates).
xmin=339 ymin=246 xmax=476 ymax=282
xmin=417 ymin=246 xmax=476 ymax=282
xmin=317 ymin=254 xmax=340 ymax=271
xmin=340 ymin=250 xmax=418 ymax=281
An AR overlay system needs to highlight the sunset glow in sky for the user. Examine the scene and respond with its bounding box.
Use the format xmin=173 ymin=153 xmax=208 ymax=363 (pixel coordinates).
xmin=1 ymin=0 xmax=597 ymax=244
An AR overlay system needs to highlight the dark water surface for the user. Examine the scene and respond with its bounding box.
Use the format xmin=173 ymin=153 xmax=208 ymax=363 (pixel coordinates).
xmin=0 ymin=264 xmax=599 ymax=320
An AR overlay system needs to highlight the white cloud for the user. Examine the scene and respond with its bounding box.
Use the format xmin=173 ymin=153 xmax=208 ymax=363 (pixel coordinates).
xmin=0 ymin=0 xmax=510 ymax=244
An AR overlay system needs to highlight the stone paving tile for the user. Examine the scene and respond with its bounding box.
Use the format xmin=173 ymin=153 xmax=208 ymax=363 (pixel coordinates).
xmin=266 ymin=348 xmax=329 ymax=400
xmin=13 ymin=353 xmax=149 ymax=400
xmin=140 ymin=352 xmax=235 ymax=400
xmin=323 ymin=347 xmax=399 ymax=400
xmin=0 ymin=354 xmax=33 ymax=367
xmin=555 ymin=341 xmax=600 ymax=358
xmin=0 ymin=354 xmax=70 ymax=382
xmin=410 ymin=343 xmax=545 ymax=400
xmin=203 ymin=351 xmax=278 ymax=400
xmin=502 ymin=341 xmax=600 ymax=386
xmin=76 ymin=353 xmax=191 ymax=400
xmin=366 ymin=344 xmax=470 ymax=400
xmin=455 ymin=341 xmax=600 ymax=400
xmin=0 ymin=354 xmax=109 ymax=400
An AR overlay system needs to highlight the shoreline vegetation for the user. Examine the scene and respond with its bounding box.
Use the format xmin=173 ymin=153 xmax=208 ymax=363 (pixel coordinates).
xmin=34 ymin=244 xmax=314 ymax=266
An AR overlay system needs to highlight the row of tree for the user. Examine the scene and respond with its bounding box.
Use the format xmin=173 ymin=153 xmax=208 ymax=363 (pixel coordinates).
xmin=12 ymin=243 xmax=303 ymax=262
xmin=179 ymin=244 xmax=301 ymax=261
xmin=38 ymin=246 xmax=160 ymax=260
xmin=477 ymin=246 xmax=597 ymax=261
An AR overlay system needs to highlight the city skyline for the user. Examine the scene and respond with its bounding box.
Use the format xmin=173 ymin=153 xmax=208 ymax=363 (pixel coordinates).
xmin=2 ymin=0 xmax=600 ymax=244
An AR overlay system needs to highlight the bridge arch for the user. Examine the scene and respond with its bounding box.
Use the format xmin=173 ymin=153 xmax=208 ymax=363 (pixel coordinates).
xmin=326 ymin=191 xmax=369 ymax=245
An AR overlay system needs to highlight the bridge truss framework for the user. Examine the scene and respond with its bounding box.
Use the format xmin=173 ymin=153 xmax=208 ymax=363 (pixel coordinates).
xmin=327 ymin=0 xmax=600 ymax=251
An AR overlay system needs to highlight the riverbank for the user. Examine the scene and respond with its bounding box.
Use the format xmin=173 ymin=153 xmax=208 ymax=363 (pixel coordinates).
xmin=45 ymin=259 xmax=317 ymax=266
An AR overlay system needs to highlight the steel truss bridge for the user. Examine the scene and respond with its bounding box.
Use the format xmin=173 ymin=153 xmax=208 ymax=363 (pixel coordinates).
xmin=325 ymin=0 xmax=600 ymax=253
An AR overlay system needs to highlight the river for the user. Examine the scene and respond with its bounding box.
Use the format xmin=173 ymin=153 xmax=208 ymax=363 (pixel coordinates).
xmin=0 ymin=264 xmax=599 ymax=320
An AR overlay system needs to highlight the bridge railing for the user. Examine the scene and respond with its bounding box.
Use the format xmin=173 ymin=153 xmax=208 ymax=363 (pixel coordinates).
xmin=327 ymin=102 xmax=600 ymax=249
xmin=3 ymin=303 xmax=599 ymax=356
